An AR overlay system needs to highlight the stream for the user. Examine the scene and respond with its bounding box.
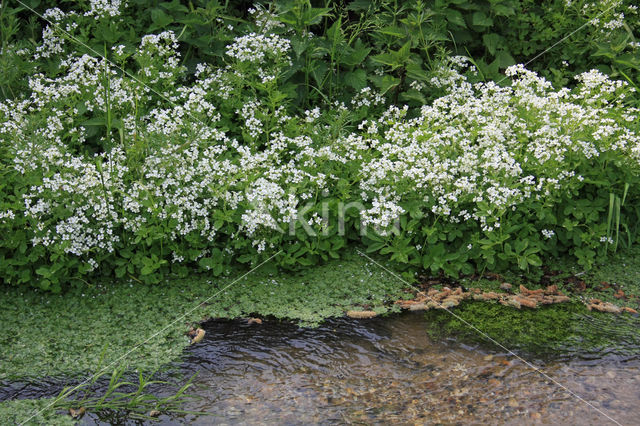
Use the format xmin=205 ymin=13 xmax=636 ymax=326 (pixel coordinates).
xmin=174 ymin=312 xmax=639 ymax=424
xmin=4 ymin=311 xmax=640 ymax=424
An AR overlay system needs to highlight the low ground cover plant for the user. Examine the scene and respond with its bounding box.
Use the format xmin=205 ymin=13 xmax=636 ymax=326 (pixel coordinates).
xmin=0 ymin=1 xmax=639 ymax=291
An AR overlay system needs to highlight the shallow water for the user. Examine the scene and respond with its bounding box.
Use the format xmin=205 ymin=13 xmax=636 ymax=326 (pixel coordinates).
xmin=166 ymin=312 xmax=640 ymax=425
xmin=3 ymin=312 xmax=640 ymax=424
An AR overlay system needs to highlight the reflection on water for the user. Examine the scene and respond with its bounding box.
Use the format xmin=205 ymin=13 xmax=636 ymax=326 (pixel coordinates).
xmin=2 ymin=312 xmax=639 ymax=424
xmin=173 ymin=312 xmax=640 ymax=425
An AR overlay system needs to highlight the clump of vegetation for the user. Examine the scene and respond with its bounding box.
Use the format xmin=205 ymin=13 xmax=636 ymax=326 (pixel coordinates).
xmin=52 ymin=363 xmax=199 ymax=423
xmin=423 ymin=301 xmax=640 ymax=358
xmin=0 ymin=1 xmax=639 ymax=292
xmin=0 ymin=398 xmax=76 ymax=426
xmin=1 ymin=1 xmax=639 ymax=423
xmin=0 ymin=362 xmax=200 ymax=424
xmin=0 ymin=248 xmax=406 ymax=381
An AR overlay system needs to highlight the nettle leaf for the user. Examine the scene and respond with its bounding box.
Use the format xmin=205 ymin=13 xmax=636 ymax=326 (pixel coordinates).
xmin=310 ymin=60 xmax=329 ymax=86
xmin=371 ymin=52 xmax=397 ymax=68
xmin=302 ymin=7 xmax=332 ymax=26
xmin=482 ymin=33 xmax=502 ymax=56
xmin=290 ymin=36 xmax=310 ymax=58
xmin=326 ymin=18 xmax=345 ymax=46
xmin=494 ymin=49 xmax=515 ymax=68
xmin=445 ymin=9 xmax=466 ymax=28
xmin=346 ymin=0 xmax=372 ymax=11
xmin=377 ymin=25 xmax=405 ymax=38
xmin=150 ymin=9 xmax=174 ymax=30
xmin=405 ymin=62 xmax=429 ymax=81
xmin=371 ymin=74 xmax=401 ymax=94
xmin=492 ymin=3 xmax=516 ymax=16
xmin=472 ymin=11 xmax=493 ymax=28
xmin=399 ymin=89 xmax=426 ymax=104
xmin=343 ymin=69 xmax=368 ymax=90
xmin=159 ymin=0 xmax=189 ymax=13
xmin=342 ymin=40 xmax=371 ymax=66
xmin=82 ymin=118 xmax=107 ymax=126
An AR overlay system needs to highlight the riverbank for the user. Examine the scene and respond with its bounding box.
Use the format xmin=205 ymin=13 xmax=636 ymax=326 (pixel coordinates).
xmin=1 ymin=247 xmax=639 ymax=424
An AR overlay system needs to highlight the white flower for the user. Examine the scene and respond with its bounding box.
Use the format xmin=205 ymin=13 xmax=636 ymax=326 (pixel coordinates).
xmin=84 ymin=0 xmax=126 ymax=18
xmin=226 ymin=33 xmax=291 ymax=64
xmin=541 ymin=229 xmax=555 ymax=239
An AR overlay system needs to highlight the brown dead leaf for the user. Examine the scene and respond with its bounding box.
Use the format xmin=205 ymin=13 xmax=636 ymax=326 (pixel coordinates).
xmin=69 ymin=407 xmax=85 ymax=419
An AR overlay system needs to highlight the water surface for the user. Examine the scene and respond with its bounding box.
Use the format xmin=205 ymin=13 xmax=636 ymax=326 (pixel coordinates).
xmin=174 ymin=312 xmax=640 ymax=424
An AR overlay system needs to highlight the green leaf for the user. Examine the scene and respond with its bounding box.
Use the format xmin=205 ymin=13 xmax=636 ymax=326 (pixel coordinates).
xmin=376 ymin=74 xmax=401 ymax=94
xmin=343 ymin=69 xmax=368 ymax=90
xmin=342 ymin=40 xmax=371 ymax=66
xmin=405 ymin=62 xmax=429 ymax=81
xmin=150 ymin=9 xmax=174 ymax=30
xmin=371 ymin=52 xmax=397 ymax=67
xmin=302 ymin=7 xmax=332 ymax=26
xmin=326 ymin=18 xmax=345 ymax=45
xmin=494 ymin=50 xmax=515 ymax=68
xmin=445 ymin=9 xmax=466 ymax=27
xmin=399 ymin=89 xmax=426 ymax=104
xmin=527 ymin=254 xmax=542 ymax=267
xmin=472 ymin=11 xmax=493 ymax=27
xmin=290 ymin=36 xmax=310 ymax=58
xmin=377 ymin=25 xmax=405 ymax=38
xmin=482 ymin=33 xmax=501 ymax=56
xmin=492 ymin=4 xmax=515 ymax=16
xmin=35 ymin=266 xmax=50 ymax=277
xmin=159 ymin=0 xmax=189 ymax=13
xmin=82 ymin=118 xmax=107 ymax=126
xmin=367 ymin=241 xmax=386 ymax=252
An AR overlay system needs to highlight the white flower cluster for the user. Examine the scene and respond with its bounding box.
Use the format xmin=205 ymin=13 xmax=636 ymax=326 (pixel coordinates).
xmin=541 ymin=229 xmax=555 ymax=239
xmin=138 ymin=31 xmax=183 ymax=79
xmin=351 ymin=87 xmax=385 ymax=108
xmin=581 ymin=0 xmax=639 ymax=40
xmin=34 ymin=25 xmax=65 ymax=59
xmin=0 ymin=210 xmax=15 ymax=223
xmin=347 ymin=65 xmax=640 ymax=233
xmin=22 ymin=147 xmax=126 ymax=256
xmin=361 ymin=194 xmax=405 ymax=233
xmin=248 ymin=5 xmax=285 ymax=32
xmin=226 ymin=33 xmax=291 ymax=64
xmin=140 ymin=31 xmax=179 ymax=58
xmin=85 ymin=0 xmax=126 ymax=18
xmin=4 ymin=16 xmax=640 ymax=271
xmin=304 ymin=107 xmax=321 ymax=123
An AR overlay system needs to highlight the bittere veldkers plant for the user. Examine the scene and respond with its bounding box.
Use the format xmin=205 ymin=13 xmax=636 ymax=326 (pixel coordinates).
xmin=1 ymin=3 xmax=640 ymax=291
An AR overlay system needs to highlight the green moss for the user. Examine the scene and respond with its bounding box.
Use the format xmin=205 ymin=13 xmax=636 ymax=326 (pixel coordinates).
xmin=0 ymin=248 xmax=407 ymax=381
xmin=424 ymin=301 xmax=640 ymax=358
xmin=0 ymin=398 xmax=75 ymax=426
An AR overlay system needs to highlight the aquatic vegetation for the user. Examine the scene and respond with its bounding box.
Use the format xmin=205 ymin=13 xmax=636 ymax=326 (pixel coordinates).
xmin=423 ymin=300 xmax=640 ymax=358
xmin=0 ymin=249 xmax=406 ymax=381
xmin=0 ymin=397 xmax=75 ymax=426
xmin=51 ymin=363 xmax=200 ymax=423
xmin=1 ymin=1 xmax=639 ymax=423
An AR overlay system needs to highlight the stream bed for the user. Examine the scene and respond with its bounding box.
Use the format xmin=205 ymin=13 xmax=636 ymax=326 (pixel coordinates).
xmin=4 ymin=311 xmax=640 ymax=424
xmin=174 ymin=312 xmax=639 ymax=425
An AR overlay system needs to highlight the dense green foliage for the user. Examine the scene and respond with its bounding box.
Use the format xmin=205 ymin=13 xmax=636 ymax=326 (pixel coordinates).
xmin=0 ymin=249 xmax=405 ymax=380
xmin=1 ymin=0 xmax=639 ymax=291
xmin=424 ymin=301 xmax=640 ymax=357
xmin=2 ymin=1 xmax=639 ymax=103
